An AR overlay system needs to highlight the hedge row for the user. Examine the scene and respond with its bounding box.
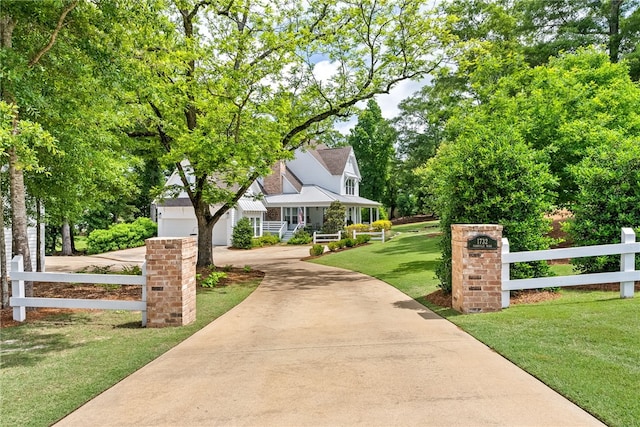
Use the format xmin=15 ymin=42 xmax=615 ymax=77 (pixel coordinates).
xmin=87 ymin=218 xmax=157 ymax=254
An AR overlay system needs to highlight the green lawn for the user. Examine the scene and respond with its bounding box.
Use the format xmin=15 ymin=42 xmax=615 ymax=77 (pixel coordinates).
xmin=0 ymin=281 xmax=260 ymax=427
xmin=311 ymin=222 xmax=640 ymax=427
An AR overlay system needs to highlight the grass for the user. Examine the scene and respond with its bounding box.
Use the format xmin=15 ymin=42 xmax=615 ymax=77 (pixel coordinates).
xmin=0 ymin=280 xmax=261 ymax=427
xmin=310 ymin=222 xmax=640 ymax=427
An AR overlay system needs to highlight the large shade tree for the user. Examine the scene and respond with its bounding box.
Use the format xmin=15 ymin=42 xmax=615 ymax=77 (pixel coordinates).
xmin=116 ymin=0 xmax=449 ymax=267
xmin=348 ymin=99 xmax=396 ymax=214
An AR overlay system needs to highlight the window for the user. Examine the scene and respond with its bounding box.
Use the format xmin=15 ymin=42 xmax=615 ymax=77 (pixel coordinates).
xmin=249 ymin=217 xmax=261 ymax=237
xmin=345 ymin=178 xmax=356 ymax=195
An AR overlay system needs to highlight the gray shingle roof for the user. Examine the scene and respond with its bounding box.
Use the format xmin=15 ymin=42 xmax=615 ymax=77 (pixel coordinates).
xmin=310 ymin=146 xmax=352 ymax=175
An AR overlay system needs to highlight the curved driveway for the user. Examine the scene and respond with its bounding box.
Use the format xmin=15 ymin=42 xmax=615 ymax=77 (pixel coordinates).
xmin=55 ymin=245 xmax=603 ymax=426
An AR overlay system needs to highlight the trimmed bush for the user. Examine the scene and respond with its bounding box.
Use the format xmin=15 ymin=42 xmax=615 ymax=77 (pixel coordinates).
xmin=251 ymin=233 xmax=280 ymax=248
xmin=328 ymin=241 xmax=340 ymax=252
xmin=355 ymin=234 xmax=371 ymax=245
xmin=232 ymin=218 xmax=253 ymax=249
xmin=86 ymin=218 xmax=157 ymax=254
xmin=310 ymin=244 xmax=324 ymax=256
xmin=343 ymin=238 xmax=356 ymax=248
xmin=371 ymin=220 xmax=392 ymax=231
xmin=346 ymin=223 xmax=370 ymax=234
xmin=287 ymin=229 xmax=312 ymax=245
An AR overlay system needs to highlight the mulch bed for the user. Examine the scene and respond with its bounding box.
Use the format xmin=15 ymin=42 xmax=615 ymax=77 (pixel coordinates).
xmin=0 ymin=268 xmax=264 ymax=329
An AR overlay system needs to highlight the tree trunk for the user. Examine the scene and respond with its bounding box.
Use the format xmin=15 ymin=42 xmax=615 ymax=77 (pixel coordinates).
xmin=608 ymin=0 xmax=623 ymax=63
xmin=9 ymin=147 xmax=33 ymax=298
xmin=1 ymin=189 xmax=8 ymax=308
xmin=61 ymin=220 xmax=73 ymax=256
xmin=194 ymin=200 xmax=214 ymax=267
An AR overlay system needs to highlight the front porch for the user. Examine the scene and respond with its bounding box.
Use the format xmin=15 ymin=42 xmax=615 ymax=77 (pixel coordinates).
xmin=263 ymin=204 xmax=381 ymax=241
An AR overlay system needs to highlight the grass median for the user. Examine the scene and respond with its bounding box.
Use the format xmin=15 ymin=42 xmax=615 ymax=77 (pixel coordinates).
xmin=310 ymin=222 xmax=640 ymax=427
xmin=0 ymin=280 xmax=261 ymax=427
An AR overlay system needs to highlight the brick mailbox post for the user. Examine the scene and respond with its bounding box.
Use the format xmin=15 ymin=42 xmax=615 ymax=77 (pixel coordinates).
xmin=145 ymin=237 xmax=197 ymax=327
xmin=451 ymin=224 xmax=503 ymax=314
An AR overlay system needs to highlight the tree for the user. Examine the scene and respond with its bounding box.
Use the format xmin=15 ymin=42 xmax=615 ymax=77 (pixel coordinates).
xmin=1 ymin=1 xmax=78 ymax=299
xmin=117 ymin=0 xmax=446 ymax=267
xmin=486 ymin=49 xmax=640 ymax=206
xmin=566 ymin=139 xmax=640 ymax=273
xmin=348 ymin=99 xmax=396 ymax=214
xmin=517 ymin=0 xmax=640 ymax=77
xmin=322 ymin=201 xmax=346 ymax=234
xmin=419 ymin=122 xmax=556 ymax=293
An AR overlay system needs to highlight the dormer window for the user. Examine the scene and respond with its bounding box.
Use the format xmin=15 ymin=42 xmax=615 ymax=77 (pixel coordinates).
xmin=345 ymin=178 xmax=356 ymax=195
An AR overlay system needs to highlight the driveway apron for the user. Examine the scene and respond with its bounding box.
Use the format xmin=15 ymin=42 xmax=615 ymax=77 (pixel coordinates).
xmin=55 ymin=246 xmax=603 ymax=426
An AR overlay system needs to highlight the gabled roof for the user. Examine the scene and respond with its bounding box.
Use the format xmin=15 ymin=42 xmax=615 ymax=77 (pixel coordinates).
xmin=309 ymin=146 xmax=352 ymax=176
xmin=283 ymin=166 xmax=303 ymax=192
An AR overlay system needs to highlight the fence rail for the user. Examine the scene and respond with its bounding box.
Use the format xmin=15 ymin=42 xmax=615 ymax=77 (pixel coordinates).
xmin=313 ymin=231 xmax=342 ymax=244
xmin=10 ymin=255 xmax=147 ymax=326
xmin=353 ymin=230 xmax=385 ymax=243
xmin=501 ymin=228 xmax=639 ymax=308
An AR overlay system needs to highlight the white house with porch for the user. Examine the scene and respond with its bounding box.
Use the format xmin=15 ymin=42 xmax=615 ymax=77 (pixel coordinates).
xmin=155 ymin=145 xmax=381 ymax=245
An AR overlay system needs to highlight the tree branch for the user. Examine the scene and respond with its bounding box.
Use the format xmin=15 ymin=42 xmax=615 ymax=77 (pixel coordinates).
xmin=28 ymin=0 xmax=78 ymax=67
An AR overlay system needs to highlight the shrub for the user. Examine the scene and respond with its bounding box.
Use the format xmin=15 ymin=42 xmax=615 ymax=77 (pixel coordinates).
xmin=567 ymin=139 xmax=640 ymax=273
xmin=328 ymin=241 xmax=340 ymax=252
xmin=371 ymin=220 xmax=392 ymax=231
xmin=251 ymin=233 xmax=281 ymax=248
xmin=419 ymin=123 xmax=556 ymax=293
xmin=86 ymin=217 xmax=157 ymax=254
xmin=322 ymin=201 xmax=346 ymax=233
xmin=287 ymin=229 xmax=312 ymax=245
xmin=355 ymin=234 xmax=371 ymax=245
xmin=232 ymin=218 xmax=253 ymax=249
xmin=346 ymin=224 xmax=370 ymax=235
xmin=309 ymin=244 xmax=324 ymax=256
xmin=343 ymin=238 xmax=356 ymax=248
xmin=200 ymin=271 xmax=228 ymax=288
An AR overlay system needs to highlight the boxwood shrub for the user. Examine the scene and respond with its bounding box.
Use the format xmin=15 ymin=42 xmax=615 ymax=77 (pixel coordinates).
xmin=87 ymin=218 xmax=157 ymax=254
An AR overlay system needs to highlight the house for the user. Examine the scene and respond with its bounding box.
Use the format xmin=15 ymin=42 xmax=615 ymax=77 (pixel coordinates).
xmin=155 ymin=145 xmax=381 ymax=245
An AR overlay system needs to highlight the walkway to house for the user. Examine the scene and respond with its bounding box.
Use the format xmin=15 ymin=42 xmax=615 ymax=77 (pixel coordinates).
xmin=52 ymin=245 xmax=603 ymax=426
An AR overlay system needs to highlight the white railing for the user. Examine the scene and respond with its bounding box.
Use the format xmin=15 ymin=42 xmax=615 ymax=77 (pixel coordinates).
xmin=501 ymin=228 xmax=640 ymax=308
xmin=263 ymin=221 xmax=287 ymax=239
xmin=313 ymin=231 xmax=342 ymax=244
xmin=10 ymin=255 xmax=148 ymax=326
xmin=353 ymin=230 xmax=385 ymax=243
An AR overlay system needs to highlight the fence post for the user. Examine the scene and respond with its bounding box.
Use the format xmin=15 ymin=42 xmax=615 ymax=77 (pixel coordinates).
xmin=313 ymin=231 xmax=317 ymax=244
xmin=11 ymin=255 xmax=26 ymax=322
xmin=338 ymin=230 xmax=342 ymax=240
xmin=145 ymin=237 xmax=197 ymax=327
xmin=382 ymin=229 xmax=385 ymax=243
xmin=501 ymin=238 xmax=510 ymax=308
xmin=141 ymin=261 xmax=147 ymax=327
xmin=451 ymin=224 xmax=503 ymax=314
xmin=620 ymin=227 xmax=636 ymax=299
xmin=353 ymin=230 xmax=356 ymax=239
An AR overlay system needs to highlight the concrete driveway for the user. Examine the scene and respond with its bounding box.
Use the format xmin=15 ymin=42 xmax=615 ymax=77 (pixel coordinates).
xmin=53 ymin=245 xmax=603 ymax=426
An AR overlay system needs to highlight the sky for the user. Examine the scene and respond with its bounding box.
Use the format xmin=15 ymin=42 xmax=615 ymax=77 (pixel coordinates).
xmin=311 ymin=59 xmax=430 ymax=135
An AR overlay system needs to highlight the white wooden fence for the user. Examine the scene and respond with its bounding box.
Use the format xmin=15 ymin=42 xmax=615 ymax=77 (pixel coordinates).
xmin=313 ymin=231 xmax=342 ymax=244
xmin=353 ymin=230 xmax=385 ymax=243
xmin=10 ymin=255 xmax=148 ymax=326
xmin=501 ymin=228 xmax=640 ymax=308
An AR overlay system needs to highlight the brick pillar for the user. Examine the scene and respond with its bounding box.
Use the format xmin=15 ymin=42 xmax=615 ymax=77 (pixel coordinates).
xmin=451 ymin=225 xmax=503 ymax=314
xmin=145 ymin=237 xmax=197 ymax=327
